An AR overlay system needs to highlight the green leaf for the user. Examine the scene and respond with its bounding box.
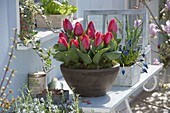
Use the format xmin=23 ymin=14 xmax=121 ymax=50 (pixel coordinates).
xmin=67 ymin=48 xmax=79 ymax=63
xmin=104 ymin=51 xmax=121 ymax=60
xmin=109 ymin=39 xmax=118 ymax=51
xmin=53 ymin=48 xmax=79 ymax=64
xmin=116 ymin=38 xmax=121 ymax=44
xmin=77 ymin=49 xmax=92 ymax=65
xmin=93 ymin=47 xmax=110 ymax=65
xmin=58 ymin=43 xmax=67 ymax=51
xmin=79 ymin=41 xmax=87 ymax=53
xmin=53 ymin=52 xmax=69 ymax=63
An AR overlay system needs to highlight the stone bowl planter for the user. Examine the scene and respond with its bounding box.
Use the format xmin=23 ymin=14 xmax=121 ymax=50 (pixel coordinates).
xmin=60 ymin=64 xmax=120 ymax=97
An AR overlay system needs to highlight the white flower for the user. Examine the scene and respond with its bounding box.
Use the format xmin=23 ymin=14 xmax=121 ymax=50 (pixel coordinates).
xmin=149 ymin=23 xmax=159 ymax=38
xmin=134 ymin=19 xmax=142 ymax=28
xmin=161 ymin=20 xmax=170 ymax=34
xmin=34 ymin=98 xmax=38 ymax=102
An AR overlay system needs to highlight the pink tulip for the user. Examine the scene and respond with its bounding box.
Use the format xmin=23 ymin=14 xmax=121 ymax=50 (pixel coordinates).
xmin=87 ymin=21 xmax=96 ymax=33
xmin=80 ymin=34 xmax=90 ymax=50
xmin=74 ymin=22 xmax=84 ymax=36
xmin=63 ymin=19 xmax=73 ymax=32
xmin=59 ymin=32 xmax=67 ymax=40
xmin=104 ymin=32 xmax=113 ymax=44
xmin=94 ymin=32 xmax=103 ymax=46
xmin=108 ymin=18 xmax=118 ymax=33
xmin=87 ymin=28 xmax=95 ymax=39
xmin=70 ymin=39 xmax=79 ymax=48
xmin=58 ymin=37 xmax=68 ymax=48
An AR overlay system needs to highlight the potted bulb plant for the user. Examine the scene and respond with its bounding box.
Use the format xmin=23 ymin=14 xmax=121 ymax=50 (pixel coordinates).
xmin=36 ymin=0 xmax=78 ymax=28
xmin=113 ymin=17 xmax=148 ymax=86
xmin=53 ymin=18 xmax=121 ymax=97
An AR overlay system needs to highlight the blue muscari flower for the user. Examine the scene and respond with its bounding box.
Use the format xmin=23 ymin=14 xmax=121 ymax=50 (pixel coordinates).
xmin=137 ymin=47 xmax=140 ymax=51
xmin=121 ymin=69 xmax=125 ymax=75
xmin=119 ymin=47 xmax=122 ymax=51
xmin=119 ymin=54 xmax=122 ymax=59
xmin=140 ymin=59 xmax=144 ymax=62
xmin=123 ymin=51 xmax=129 ymax=56
xmin=127 ymin=39 xmax=131 ymax=45
xmin=142 ymin=53 xmax=145 ymax=57
xmin=143 ymin=63 xmax=148 ymax=69
xmin=142 ymin=68 xmax=148 ymax=73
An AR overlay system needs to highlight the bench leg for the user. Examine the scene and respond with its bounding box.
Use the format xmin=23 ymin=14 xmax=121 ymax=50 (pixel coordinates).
xmin=125 ymin=99 xmax=132 ymax=113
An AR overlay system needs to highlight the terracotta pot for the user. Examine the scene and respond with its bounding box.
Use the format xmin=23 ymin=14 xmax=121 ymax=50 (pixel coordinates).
xmin=60 ymin=64 xmax=120 ymax=97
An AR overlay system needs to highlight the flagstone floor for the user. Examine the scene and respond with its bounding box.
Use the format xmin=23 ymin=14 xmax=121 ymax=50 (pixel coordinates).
xmin=131 ymin=87 xmax=170 ymax=113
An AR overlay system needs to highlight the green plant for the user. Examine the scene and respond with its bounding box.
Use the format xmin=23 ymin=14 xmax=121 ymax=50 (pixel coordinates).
xmin=19 ymin=0 xmax=53 ymax=73
xmin=0 ymin=29 xmax=17 ymax=112
xmin=40 ymin=0 xmax=78 ymax=15
xmin=115 ymin=17 xmax=143 ymax=66
xmin=12 ymin=85 xmax=83 ymax=113
xmin=19 ymin=0 xmax=37 ymax=43
xmin=53 ymin=19 xmax=121 ymax=69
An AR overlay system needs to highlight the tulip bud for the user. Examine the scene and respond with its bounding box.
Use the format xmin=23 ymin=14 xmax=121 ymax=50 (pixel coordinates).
xmin=87 ymin=21 xmax=96 ymax=33
xmin=87 ymin=28 xmax=95 ymax=39
xmin=94 ymin=32 xmax=103 ymax=46
xmin=80 ymin=34 xmax=90 ymax=50
xmin=58 ymin=37 xmax=68 ymax=48
xmin=108 ymin=18 xmax=118 ymax=33
xmin=104 ymin=32 xmax=113 ymax=44
xmin=63 ymin=19 xmax=73 ymax=32
xmin=70 ymin=39 xmax=79 ymax=48
xmin=74 ymin=22 xmax=84 ymax=36
xmin=59 ymin=32 xmax=67 ymax=40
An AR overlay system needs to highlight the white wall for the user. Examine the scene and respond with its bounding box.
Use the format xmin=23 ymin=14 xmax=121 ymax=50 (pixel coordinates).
xmin=0 ymin=0 xmax=62 ymax=97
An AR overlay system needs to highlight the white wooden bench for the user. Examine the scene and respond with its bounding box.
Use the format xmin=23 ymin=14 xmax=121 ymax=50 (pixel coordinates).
xmin=59 ymin=65 xmax=163 ymax=113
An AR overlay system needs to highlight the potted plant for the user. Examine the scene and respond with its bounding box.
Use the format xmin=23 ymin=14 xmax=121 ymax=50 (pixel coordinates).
xmin=113 ymin=17 xmax=148 ymax=86
xmin=36 ymin=0 xmax=78 ymax=28
xmin=19 ymin=0 xmax=37 ymax=42
xmin=53 ymin=18 xmax=121 ymax=97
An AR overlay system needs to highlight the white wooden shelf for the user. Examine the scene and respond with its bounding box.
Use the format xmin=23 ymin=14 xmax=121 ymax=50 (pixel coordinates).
xmin=16 ymin=18 xmax=83 ymax=50
xmin=59 ymin=64 xmax=163 ymax=113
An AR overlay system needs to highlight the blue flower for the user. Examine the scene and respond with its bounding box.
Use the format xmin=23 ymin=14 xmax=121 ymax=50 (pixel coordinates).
xmin=140 ymin=59 xmax=144 ymax=62
xmin=121 ymin=69 xmax=125 ymax=75
xmin=123 ymin=51 xmax=129 ymax=56
xmin=137 ymin=47 xmax=140 ymax=51
xmin=119 ymin=54 xmax=122 ymax=59
xmin=142 ymin=68 xmax=148 ymax=73
xmin=142 ymin=53 xmax=145 ymax=57
xmin=127 ymin=39 xmax=131 ymax=45
xmin=143 ymin=63 xmax=148 ymax=69
xmin=119 ymin=47 xmax=122 ymax=51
